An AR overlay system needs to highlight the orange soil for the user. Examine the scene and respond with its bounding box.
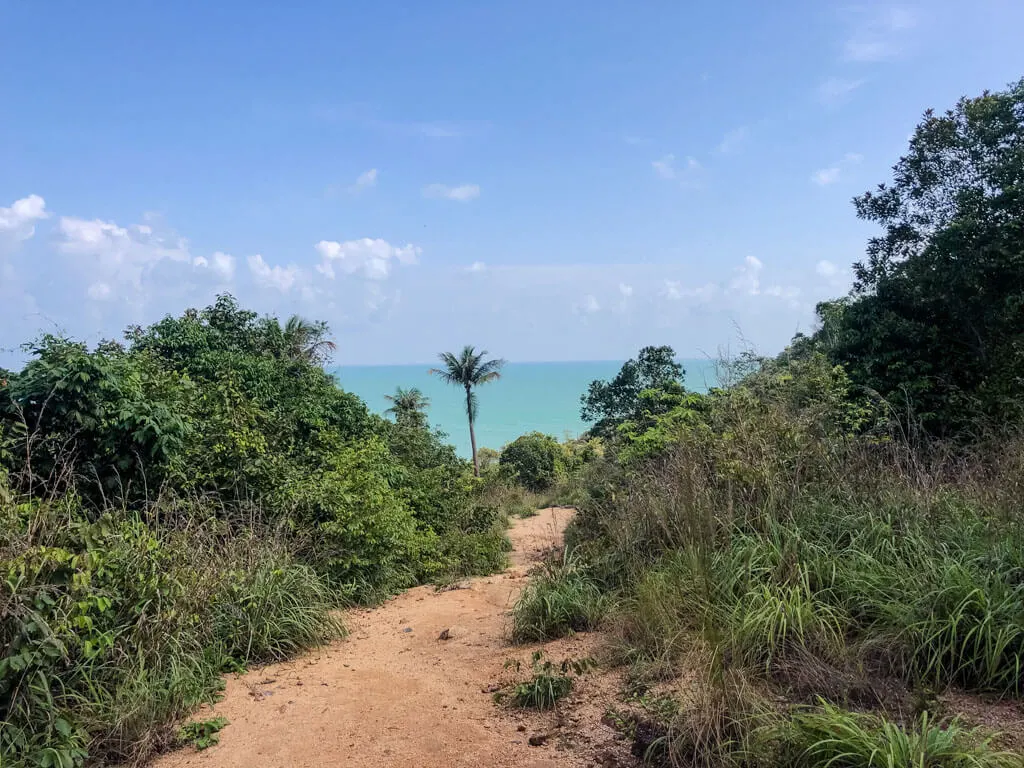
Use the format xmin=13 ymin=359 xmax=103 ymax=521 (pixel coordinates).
xmin=154 ymin=507 xmax=628 ymax=768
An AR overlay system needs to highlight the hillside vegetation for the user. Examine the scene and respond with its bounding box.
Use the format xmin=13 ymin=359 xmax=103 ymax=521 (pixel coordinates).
xmin=0 ymin=297 xmax=509 ymax=766
xmin=508 ymin=80 xmax=1024 ymax=767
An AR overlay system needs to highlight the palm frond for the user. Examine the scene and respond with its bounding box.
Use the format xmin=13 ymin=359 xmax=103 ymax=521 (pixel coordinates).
xmin=428 ymin=367 xmax=460 ymax=385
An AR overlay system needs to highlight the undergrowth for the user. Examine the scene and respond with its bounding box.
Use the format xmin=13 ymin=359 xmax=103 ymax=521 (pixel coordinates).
xmin=511 ymin=552 xmax=608 ymax=643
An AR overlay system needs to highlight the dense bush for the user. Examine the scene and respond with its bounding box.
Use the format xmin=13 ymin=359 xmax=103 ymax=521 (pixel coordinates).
xmin=0 ymin=296 xmax=510 ymax=767
xmin=0 ymin=493 xmax=341 ymax=766
xmin=499 ymin=432 xmax=562 ymax=491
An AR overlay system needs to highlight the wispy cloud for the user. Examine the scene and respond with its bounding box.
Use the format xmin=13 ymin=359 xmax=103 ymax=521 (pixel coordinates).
xmin=730 ymin=255 xmax=764 ymax=295
xmin=817 ymin=77 xmax=866 ymax=106
xmin=717 ymin=126 xmax=750 ymax=154
xmin=422 ymin=183 xmax=481 ymax=202
xmin=354 ymin=168 xmax=378 ymax=189
xmin=812 ymin=167 xmax=842 ymax=186
xmin=574 ymin=294 xmax=600 ymax=315
xmin=842 ymin=6 xmax=918 ymax=62
xmin=811 ymin=152 xmax=863 ymax=186
xmin=652 ymin=154 xmax=703 ymax=187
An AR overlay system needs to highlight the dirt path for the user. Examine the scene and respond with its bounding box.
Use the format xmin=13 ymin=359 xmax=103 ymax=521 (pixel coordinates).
xmin=156 ymin=507 xmax=620 ymax=768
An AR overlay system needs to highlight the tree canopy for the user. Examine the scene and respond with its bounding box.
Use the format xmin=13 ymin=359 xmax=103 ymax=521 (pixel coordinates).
xmin=580 ymin=345 xmax=685 ymax=437
xmin=808 ymin=78 xmax=1024 ymax=436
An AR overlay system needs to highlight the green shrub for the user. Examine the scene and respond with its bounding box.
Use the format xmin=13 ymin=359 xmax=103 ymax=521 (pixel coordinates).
xmin=178 ymin=717 xmax=229 ymax=751
xmin=500 ymin=652 xmax=595 ymax=710
xmin=500 ymin=432 xmax=562 ymax=492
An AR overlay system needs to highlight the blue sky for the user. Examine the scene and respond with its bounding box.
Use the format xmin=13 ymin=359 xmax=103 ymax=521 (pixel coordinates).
xmin=2 ymin=1 xmax=1022 ymax=365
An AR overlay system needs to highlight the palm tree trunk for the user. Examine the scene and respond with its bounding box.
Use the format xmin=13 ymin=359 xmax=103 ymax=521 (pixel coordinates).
xmin=465 ymin=384 xmax=479 ymax=476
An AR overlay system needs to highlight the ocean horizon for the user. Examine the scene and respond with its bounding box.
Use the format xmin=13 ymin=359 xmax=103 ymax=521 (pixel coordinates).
xmin=332 ymin=359 xmax=718 ymax=458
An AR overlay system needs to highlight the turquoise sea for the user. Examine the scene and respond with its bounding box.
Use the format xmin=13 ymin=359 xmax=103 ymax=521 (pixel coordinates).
xmin=332 ymin=359 xmax=718 ymax=458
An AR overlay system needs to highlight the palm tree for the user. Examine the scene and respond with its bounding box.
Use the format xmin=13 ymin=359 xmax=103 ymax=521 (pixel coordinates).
xmin=282 ymin=315 xmax=337 ymax=364
xmin=430 ymin=346 xmax=505 ymax=476
xmin=384 ymin=386 xmax=430 ymax=428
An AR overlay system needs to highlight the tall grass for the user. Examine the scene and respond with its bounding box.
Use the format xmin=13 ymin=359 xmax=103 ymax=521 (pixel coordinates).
xmin=1 ymin=496 xmax=342 ymax=767
xmin=548 ymin=380 xmax=1024 ymax=765
xmin=511 ymin=552 xmax=607 ymax=643
xmin=780 ymin=702 xmax=1018 ymax=768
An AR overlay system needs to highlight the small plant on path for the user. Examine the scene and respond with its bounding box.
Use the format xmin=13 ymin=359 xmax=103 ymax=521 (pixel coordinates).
xmin=178 ymin=717 xmax=230 ymax=751
xmin=496 ymin=651 xmax=595 ymax=710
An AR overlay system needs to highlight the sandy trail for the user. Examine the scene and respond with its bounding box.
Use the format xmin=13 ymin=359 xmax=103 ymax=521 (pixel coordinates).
xmin=155 ymin=507 xmax=598 ymax=768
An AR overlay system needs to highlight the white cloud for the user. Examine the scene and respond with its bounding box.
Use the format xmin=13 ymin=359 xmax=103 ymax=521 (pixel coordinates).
xmin=87 ymin=282 xmax=112 ymax=301
xmin=651 ymin=154 xmax=701 ymax=181
xmin=812 ymin=167 xmax=842 ymax=186
xmin=59 ymin=217 xmax=130 ymax=253
xmin=816 ymin=260 xmax=840 ymax=278
xmin=619 ymin=283 xmax=633 ymax=297
xmin=811 ymin=152 xmax=863 ymax=186
xmin=467 ymin=261 xmax=487 ymax=273
xmin=816 ymin=259 xmax=853 ymax=290
xmin=652 ymin=154 xmax=677 ymax=179
xmin=686 ymin=282 xmax=720 ymax=303
xmin=574 ymin=294 xmax=600 ymax=314
xmin=315 ymin=238 xmax=421 ymax=280
xmin=58 ymin=216 xmax=191 ymax=265
xmin=842 ymin=6 xmax=917 ymax=62
xmin=730 ymin=255 xmax=764 ymax=295
xmin=248 ymin=253 xmax=301 ymax=292
xmin=354 ymin=168 xmax=378 ymax=188
xmin=422 ymin=183 xmax=480 ymax=201
xmin=817 ymin=77 xmax=866 ymax=106
xmin=193 ymin=251 xmax=235 ymax=281
xmin=0 ymin=194 xmax=48 ymax=241
xmin=661 ymin=279 xmax=719 ymax=303
xmin=717 ymin=126 xmax=749 ymax=154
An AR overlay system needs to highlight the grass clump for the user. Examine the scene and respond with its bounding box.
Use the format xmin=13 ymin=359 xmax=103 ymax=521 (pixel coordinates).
xmin=779 ymin=702 xmax=1018 ymax=768
xmin=511 ymin=553 xmax=607 ymax=643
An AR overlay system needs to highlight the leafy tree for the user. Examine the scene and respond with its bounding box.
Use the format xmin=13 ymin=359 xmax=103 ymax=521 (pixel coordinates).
xmin=384 ymin=387 xmax=430 ymax=429
xmin=580 ymin=345 xmax=685 ymax=437
xmin=500 ymin=432 xmax=562 ymax=491
xmin=430 ymin=346 xmax=505 ymax=476
xmin=1 ymin=336 xmax=188 ymax=502
xmin=811 ymin=79 xmax=1024 ymax=436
